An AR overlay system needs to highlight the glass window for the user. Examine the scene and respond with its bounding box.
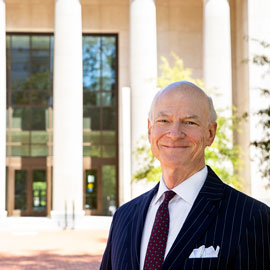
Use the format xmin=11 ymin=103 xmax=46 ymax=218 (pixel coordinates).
xmin=83 ymin=107 xmax=100 ymax=130
xmin=11 ymin=35 xmax=30 ymax=62
xmin=12 ymin=145 xmax=30 ymax=156
xmin=10 ymin=36 xmax=30 ymax=91
xmin=83 ymin=36 xmax=101 ymax=91
xmin=11 ymin=90 xmax=30 ymax=105
xmin=82 ymin=35 xmax=117 ymax=157
xmin=32 ymin=108 xmax=46 ymax=130
xmin=32 ymin=49 xmax=50 ymax=58
xmin=32 ymin=36 xmax=50 ymax=50
xmin=32 ymin=90 xmax=50 ymax=106
xmin=85 ymin=169 xmax=98 ymax=210
xmin=31 ymin=131 xmax=48 ymax=143
xmin=102 ymin=107 xmax=115 ymax=130
xmin=101 ymin=92 xmax=115 ymax=106
xmin=83 ymin=91 xmax=100 ymax=106
xmin=102 ymin=131 xmax=116 ymax=144
xmin=10 ymin=63 xmax=30 ymax=90
xmin=83 ymin=130 xmax=101 ymax=144
xmin=6 ymin=34 xmax=53 ymax=157
xmin=31 ymin=63 xmax=50 ymax=74
xmin=6 ymin=34 xmax=118 ymax=215
xmin=12 ymin=108 xmax=31 ymax=130
xmin=82 ymin=35 xmax=118 ymax=215
xmin=102 ymin=165 xmax=116 ymax=215
xmin=83 ymin=145 xmax=101 ymax=157
xmin=6 ymin=35 xmax=10 ymax=48
xmin=31 ymin=145 xmax=48 ymax=157
xmin=101 ymin=37 xmax=116 ymax=91
xmin=11 ymin=131 xmax=30 ymax=143
xmin=15 ymin=170 xmax=27 ymax=210
xmin=12 ymin=35 xmax=29 ymax=49
xmin=102 ymin=145 xmax=116 ymax=158
xmin=32 ymin=170 xmax=47 ymax=211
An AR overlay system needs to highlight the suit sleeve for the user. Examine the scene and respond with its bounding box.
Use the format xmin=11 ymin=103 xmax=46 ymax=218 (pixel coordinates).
xmin=100 ymin=211 xmax=117 ymax=270
xmin=235 ymin=203 xmax=270 ymax=269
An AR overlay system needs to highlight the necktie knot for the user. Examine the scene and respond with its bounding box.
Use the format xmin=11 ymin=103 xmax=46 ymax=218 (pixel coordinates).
xmin=163 ymin=190 xmax=176 ymax=204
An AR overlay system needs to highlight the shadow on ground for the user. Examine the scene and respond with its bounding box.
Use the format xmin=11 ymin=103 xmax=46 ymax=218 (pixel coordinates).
xmin=0 ymin=251 xmax=101 ymax=270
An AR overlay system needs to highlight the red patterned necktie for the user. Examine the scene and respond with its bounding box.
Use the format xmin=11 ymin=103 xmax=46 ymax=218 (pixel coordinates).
xmin=143 ymin=190 xmax=176 ymax=270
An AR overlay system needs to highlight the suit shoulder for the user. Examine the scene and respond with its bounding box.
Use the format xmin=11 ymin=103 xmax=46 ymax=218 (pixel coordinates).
xmin=207 ymin=166 xmax=269 ymax=212
xmin=116 ymin=185 xmax=158 ymax=214
xmin=223 ymin=183 xmax=270 ymax=216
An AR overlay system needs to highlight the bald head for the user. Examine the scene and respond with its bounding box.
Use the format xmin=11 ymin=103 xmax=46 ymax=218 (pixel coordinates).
xmin=148 ymin=81 xmax=217 ymax=124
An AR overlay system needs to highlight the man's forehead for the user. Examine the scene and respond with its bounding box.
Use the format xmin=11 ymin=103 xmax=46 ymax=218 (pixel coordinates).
xmin=159 ymin=84 xmax=206 ymax=100
xmin=148 ymin=81 xmax=214 ymax=123
xmin=155 ymin=89 xmax=207 ymax=110
xmin=152 ymin=87 xmax=210 ymax=120
xmin=154 ymin=84 xmax=209 ymax=110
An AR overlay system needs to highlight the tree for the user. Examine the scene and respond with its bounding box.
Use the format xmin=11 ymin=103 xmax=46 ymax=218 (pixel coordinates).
xmin=251 ymin=39 xmax=270 ymax=187
xmin=133 ymin=54 xmax=244 ymax=190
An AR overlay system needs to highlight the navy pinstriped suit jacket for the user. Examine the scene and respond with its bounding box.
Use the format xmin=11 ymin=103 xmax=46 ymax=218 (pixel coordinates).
xmin=100 ymin=166 xmax=270 ymax=270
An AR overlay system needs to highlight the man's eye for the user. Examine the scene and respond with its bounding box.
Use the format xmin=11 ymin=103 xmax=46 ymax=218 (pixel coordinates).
xmin=185 ymin=121 xmax=196 ymax=125
xmin=157 ymin=119 xmax=168 ymax=123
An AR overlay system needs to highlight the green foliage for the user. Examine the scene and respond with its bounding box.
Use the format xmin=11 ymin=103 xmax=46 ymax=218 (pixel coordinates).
xmin=157 ymin=53 xmax=204 ymax=88
xmin=251 ymin=40 xmax=270 ymax=186
xmin=12 ymin=71 xmax=52 ymax=90
xmin=133 ymin=136 xmax=161 ymax=182
xmin=133 ymin=54 xmax=243 ymax=189
xmin=205 ymin=111 xmax=244 ymax=190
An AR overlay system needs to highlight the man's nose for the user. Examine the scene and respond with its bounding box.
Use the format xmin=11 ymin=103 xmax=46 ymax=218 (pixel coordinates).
xmin=167 ymin=122 xmax=185 ymax=139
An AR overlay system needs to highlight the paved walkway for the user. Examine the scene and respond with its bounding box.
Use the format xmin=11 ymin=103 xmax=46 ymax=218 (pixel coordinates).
xmin=0 ymin=217 xmax=111 ymax=270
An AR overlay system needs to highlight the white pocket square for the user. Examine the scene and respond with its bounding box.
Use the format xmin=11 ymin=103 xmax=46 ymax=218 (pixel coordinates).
xmin=189 ymin=245 xmax=220 ymax=258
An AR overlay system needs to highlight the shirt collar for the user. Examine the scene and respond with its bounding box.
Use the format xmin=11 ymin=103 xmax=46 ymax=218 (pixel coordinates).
xmin=154 ymin=166 xmax=208 ymax=205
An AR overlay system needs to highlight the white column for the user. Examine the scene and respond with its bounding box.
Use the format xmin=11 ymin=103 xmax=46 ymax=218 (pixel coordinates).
xmin=233 ymin=0 xmax=251 ymax=195
xmin=119 ymin=87 xmax=132 ymax=205
xmin=52 ymin=0 xmax=84 ymax=228
xmin=203 ymin=0 xmax=232 ymax=113
xmin=130 ymin=0 xmax=157 ymax=177
xmin=248 ymin=0 xmax=270 ymax=204
xmin=0 ymin=0 xmax=7 ymax=218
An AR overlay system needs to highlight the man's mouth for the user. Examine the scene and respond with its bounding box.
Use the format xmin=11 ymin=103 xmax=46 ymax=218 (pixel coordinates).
xmin=161 ymin=145 xmax=189 ymax=148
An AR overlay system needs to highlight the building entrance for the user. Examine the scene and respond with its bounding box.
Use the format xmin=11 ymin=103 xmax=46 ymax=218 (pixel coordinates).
xmin=83 ymin=158 xmax=117 ymax=216
xmin=7 ymin=158 xmax=51 ymax=216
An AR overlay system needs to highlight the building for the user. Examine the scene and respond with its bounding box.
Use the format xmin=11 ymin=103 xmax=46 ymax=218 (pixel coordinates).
xmin=0 ymin=0 xmax=269 ymax=226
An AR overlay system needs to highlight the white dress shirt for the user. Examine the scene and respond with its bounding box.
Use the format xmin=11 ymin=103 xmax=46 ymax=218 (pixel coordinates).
xmin=140 ymin=166 xmax=208 ymax=269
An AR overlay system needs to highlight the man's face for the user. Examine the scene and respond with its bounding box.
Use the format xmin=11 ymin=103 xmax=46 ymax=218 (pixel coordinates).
xmin=148 ymin=88 xmax=216 ymax=172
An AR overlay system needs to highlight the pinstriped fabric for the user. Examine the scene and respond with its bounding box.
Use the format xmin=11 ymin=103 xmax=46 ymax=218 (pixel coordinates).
xmin=132 ymin=188 xmax=158 ymax=267
xmin=100 ymin=166 xmax=270 ymax=270
xmin=182 ymin=185 xmax=270 ymax=270
xmin=208 ymin=215 xmax=218 ymax=270
xmin=163 ymin=170 xmax=225 ymax=270
xmin=119 ymin=248 xmax=127 ymax=270
xmin=100 ymin=184 xmax=159 ymax=270
xmin=166 ymin=199 xmax=217 ymax=268
xmin=216 ymin=189 xmax=234 ymax=270
xmin=234 ymin=203 xmax=270 ymax=270
xmin=179 ymin=181 xmax=270 ymax=270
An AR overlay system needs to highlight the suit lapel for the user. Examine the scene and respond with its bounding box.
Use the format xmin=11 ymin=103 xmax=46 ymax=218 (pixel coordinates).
xmin=130 ymin=183 xmax=159 ymax=269
xmin=163 ymin=166 xmax=225 ymax=270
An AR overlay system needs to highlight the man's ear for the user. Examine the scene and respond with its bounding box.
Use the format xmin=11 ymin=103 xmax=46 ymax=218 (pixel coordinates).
xmin=206 ymin=122 xmax=217 ymax=146
xmin=148 ymin=119 xmax=152 ymax=142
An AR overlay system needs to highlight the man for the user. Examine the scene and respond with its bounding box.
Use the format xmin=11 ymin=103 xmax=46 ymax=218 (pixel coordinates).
xmin=100 ymin=81 xmax=270 ymax=270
